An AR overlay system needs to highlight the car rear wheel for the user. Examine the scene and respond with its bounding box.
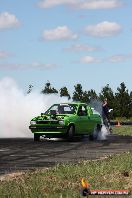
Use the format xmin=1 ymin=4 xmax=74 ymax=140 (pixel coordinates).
xmin=67 ymin=125 xmax=75 ymax=141
xmin=34 ymin=134 xmax=40 ymax=141
xmin=89 ymin=124 xmax=101 ymax=141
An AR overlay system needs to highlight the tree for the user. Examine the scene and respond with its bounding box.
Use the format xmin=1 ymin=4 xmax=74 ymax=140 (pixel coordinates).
xmin=81 ymin=91 xmax=90 ymax=103
xmin=41 ymin=81 xmax=58 ymax=94
xmin=81 ymin=89 xmax=98 ymax=103
xmin=72 ymin=84 xmax=84 ymax=102
xmin=99 ymin=84 xmax=114 ymax=102
xmin=129 ymin=91 xmax=132 ymax=117
xmin=88 ymin=89 xmax=98 ymax=100
xmin=115 ymin=82 xmax=131 ymax=118
xmin=72 ymin=84 xmax=98 ymax=103
xmin=60 ymin=86 xmax=71 ymax=100
xmin=27 ymin=84 xmax=33 ymax=94
xmin=99 ymin=84 xmax=115 ymax=118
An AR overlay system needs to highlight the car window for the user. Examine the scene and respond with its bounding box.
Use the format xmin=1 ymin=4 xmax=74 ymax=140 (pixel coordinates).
xmin=51 ymin=105 xmax=58 ymax=111
xmin=64 ymin=106 xmax=71 ymax=112
xmin=45 ymin=104 xmax=77 ymax=114
xmin=78 ymin=105 xmax=87 ymax=116
xmin=44 ymin=105 xmax=58 ymax=114
xmin=59 ymin=105 xmax=77 ymax=114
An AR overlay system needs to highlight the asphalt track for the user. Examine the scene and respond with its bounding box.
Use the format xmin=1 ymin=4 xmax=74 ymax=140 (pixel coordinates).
xmin=0 ymin=134 xmax=132 ymax=175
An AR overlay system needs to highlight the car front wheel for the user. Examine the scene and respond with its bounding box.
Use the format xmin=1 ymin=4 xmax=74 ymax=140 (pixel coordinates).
xmin=67 ymin=125 xmax=75 ymax=141
xmin=34 ymin=134 xmax=40 ymax=141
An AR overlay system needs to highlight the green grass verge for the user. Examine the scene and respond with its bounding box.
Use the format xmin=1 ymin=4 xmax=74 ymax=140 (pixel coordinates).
xmin=114 ymin=117 xmax=132 ymax=122
xmin=112 ymin=126 xmax=132 ymax=136
xmin=0 ymin=152 xmax=132 ymax=198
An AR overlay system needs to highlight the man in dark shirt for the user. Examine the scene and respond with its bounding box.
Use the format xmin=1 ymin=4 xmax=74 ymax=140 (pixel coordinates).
xmin=102 ymin=98 xmax=109 ymax=119
xmin=102 ymin=98 xmax=112 ymax=133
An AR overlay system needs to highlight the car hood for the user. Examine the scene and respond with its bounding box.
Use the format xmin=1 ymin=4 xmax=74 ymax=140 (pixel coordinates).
xmin=31 ymin=114 xmax=71 ymax=121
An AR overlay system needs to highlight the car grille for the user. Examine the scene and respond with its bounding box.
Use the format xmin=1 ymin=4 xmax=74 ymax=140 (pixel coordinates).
xmin=36 ymin=120 xmax=59 ymax=124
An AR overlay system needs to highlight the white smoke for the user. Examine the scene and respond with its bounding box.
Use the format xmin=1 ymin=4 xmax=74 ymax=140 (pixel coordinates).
xmin=92 ymin=123 xmax=110 ymax=141
xmin=90 ymin=99 xmax=110 ymax=140
xmin=98 ymin=124 xmax=110 ymax=140
xmin=89 ymin=99 xmax=103 ymax=115
xmin=0 ymin=77 xmax=69 ymax=138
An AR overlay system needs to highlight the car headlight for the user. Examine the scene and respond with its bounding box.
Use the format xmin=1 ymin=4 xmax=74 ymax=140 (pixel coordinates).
xmin=59 ymin=120 xmax=64 ymax=125
xmin=30 ymin=121 xmax=36 ymax=125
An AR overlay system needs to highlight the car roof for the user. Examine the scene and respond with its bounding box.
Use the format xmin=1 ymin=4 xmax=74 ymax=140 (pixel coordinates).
xmin=54 ymin=102 xmax=88 ymax=106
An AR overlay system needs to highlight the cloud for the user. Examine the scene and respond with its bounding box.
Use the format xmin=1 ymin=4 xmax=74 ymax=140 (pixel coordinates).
xmin=0 ymin=50 xmax=10 ymax=58
xmin=31 ymin=62 xmax=58 ymax=69
xmin=38 ymin=0 xmax=123 ymax=9
xmin=42 ymin=26 xmax=78 ymax=40
xmin=108 ymin=54 xmax=132 ymax=62
xmin=85 ymin=21 xmax=122 ymax=37
xmin=80 ymin=55 xmax=100 ymax=63
xmin=38 ymin=0 xmax=75 ymax=8
xmin=0 ymin=62 xmax=58 ymax=70
xmin=0 ymin=12 xmax=20 ymax=30
xmin=75 ymin=0 xmax=124 ymax=9
xmin=64 ymin=43 xmax=102 ymax=52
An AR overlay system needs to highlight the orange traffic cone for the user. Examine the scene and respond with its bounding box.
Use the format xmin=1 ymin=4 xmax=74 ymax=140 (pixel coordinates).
xmin=116 ymin=121 xmax=121 ymax=127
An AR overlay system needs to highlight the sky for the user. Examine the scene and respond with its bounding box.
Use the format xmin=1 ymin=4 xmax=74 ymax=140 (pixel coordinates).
xmin=0 ymin=0 xmax=132 ymax=95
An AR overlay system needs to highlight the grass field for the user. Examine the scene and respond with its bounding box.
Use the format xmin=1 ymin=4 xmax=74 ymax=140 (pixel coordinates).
xmin=0 ymin=152 xmax=131 ymax=198
xmin=112 ymin=125 xmax=132 ymax=136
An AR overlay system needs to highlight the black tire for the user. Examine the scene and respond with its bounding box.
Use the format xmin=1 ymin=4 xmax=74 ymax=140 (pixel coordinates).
xmin=89 ymin=134 xmax=94 ymax=141
xmin=34 ymin=134 xmax=40 ymax=141
xmin=89 ymin=124 xmax=101 ymax=141
xmin=67 ymin=125 xmax=75 ymax=141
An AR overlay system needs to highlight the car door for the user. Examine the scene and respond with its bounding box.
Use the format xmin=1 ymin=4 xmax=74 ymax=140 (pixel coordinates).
xmin=86 ymin=106 xmax=96 ymax=132
xmin=76 ymin=105 xmax=91 ymax=134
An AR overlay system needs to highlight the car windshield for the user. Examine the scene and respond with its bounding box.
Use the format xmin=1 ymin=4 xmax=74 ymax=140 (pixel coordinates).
xmin=45 ymin=104 xmax=77 ymax=115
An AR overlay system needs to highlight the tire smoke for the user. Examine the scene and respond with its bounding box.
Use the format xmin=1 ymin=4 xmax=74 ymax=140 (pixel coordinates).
xmin=90 ymin=99 xmax=110 ymax=140
xmin=0 ymin=77 xmax=68 ymax=138
xmin=97 ymin=124 xmax=110 ymax=140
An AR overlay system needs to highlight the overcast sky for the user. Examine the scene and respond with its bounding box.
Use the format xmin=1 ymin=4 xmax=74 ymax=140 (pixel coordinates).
xmin=0 ymin=0 xmax=132 ymax=94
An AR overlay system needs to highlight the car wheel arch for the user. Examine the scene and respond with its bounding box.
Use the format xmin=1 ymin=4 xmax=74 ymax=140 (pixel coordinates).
xmin=68 ymin=123 xmax=75 ymax=130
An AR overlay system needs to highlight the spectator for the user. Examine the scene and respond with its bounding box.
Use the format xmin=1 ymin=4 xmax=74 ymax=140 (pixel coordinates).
xmin=102 ymin=98 xmax=112 ymax=133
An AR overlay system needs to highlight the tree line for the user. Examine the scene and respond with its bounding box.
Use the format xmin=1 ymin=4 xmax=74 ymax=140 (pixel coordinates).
xmin=27 ymin=81 xmax=132 ymax=119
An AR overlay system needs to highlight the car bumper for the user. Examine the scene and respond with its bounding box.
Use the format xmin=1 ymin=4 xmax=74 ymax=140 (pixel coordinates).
xmin=29 ymin=125 xmax=68 ymax=133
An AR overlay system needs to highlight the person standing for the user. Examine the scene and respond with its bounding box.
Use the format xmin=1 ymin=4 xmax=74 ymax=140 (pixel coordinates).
xmin=102 ymin=98 xmax=112 ymax=133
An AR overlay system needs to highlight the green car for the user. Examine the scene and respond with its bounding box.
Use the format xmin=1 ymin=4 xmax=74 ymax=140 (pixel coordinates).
xmin=29 ymin=102 xmax=102 ymax=141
